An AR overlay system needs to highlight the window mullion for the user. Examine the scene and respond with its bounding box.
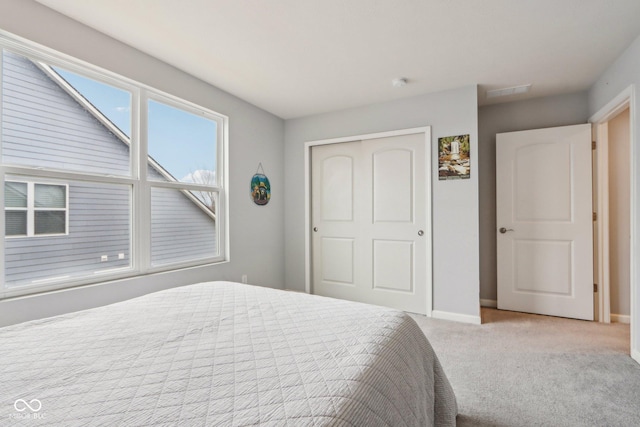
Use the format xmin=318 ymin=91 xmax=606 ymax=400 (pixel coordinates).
xmin=136 ymin=89 xmax=151 ymax=272
xmin=26 ymin=182 xmax=34 ymax=237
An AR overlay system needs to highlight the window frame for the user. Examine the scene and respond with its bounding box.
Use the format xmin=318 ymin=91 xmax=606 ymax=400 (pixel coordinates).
xmin=0 ymin=32 xmax=229 ymax=299
xmin=144 ymin=92 xmax=224 ymax=269
xmin=4 ymin=180 xmax=69 ymax=238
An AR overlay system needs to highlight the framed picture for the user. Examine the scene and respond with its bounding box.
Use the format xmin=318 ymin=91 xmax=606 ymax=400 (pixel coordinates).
xmin=438 ymin=134 xmax=470 ymax=180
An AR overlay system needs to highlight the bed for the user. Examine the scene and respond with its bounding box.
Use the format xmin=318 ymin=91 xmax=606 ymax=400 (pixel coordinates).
xmin=0 ymin=281 xmax=457 ymax=426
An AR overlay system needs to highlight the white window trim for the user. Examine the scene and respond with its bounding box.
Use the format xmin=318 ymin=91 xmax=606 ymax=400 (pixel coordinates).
xmin=0 ymin=30 xmax=229 ymax=299
xmin=4 ymin=180 xmax=69 ymax=238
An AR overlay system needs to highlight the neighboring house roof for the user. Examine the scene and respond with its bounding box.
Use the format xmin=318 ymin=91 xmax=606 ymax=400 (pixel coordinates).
xmin=34 ymin=61 xmax=215 ymax=220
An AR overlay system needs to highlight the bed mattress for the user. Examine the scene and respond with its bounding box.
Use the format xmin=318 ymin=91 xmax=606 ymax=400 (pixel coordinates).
xmin=0 ymin=281 xmax=457 ymax=426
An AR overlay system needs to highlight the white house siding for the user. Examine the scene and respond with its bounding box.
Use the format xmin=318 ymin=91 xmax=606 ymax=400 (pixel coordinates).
xmin=2 ymin=50 xmax=216 ymax=287
xmin=151 ymin=188 xmax=217 ymax=266
xmin=5 ymin=182 xmax=130 ymax=286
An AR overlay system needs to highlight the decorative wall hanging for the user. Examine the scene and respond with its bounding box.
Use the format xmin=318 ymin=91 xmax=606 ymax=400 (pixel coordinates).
xmin=251 ymin=163 xmax=271 ymax=205
xmin=438 ymin=134 xmax=471 ymax=180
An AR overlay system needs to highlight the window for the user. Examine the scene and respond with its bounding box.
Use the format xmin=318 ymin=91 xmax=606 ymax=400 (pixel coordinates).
xmin=0 ymin=40 xmax=227 ymax=298
xmin=147 ymin=98 xmax=220 ymax=266
xmin=4 ymin=181 xmax=68 ymax=237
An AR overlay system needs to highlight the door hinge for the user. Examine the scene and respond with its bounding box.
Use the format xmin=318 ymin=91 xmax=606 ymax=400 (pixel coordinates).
xmin=593 ymin=212 xmax=597 ymax=221
xmin=592 ymin=140 xmax=596 ymax=150
xmin=594 ymin=283 xmax=598 ymax=293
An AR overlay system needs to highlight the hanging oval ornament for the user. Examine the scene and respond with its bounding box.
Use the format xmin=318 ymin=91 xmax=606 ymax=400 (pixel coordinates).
xmin=251 ymin=163 xmax=271 ymax=206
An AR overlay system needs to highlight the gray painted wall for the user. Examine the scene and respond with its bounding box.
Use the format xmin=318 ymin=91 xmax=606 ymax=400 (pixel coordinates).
xmin=477 ymin=92 xmax=589 ymax=302
xmin=589 ymin=33 xmax=640 ymax=355
xmin=0 ymin=0 xmax=285 ymax=326
xmin=284 ymin=85 xmax=480 ymax=318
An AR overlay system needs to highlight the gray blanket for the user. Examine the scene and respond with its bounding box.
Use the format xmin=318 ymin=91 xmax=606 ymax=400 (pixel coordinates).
xmin=0 ymin=281 xmax=457 ymax=426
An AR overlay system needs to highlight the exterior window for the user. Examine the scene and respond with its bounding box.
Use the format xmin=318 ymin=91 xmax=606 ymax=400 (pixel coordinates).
xmin=147 ymin=98 xmax=220 ymax=265
xmin=5 ymin=182 xmax=27 ymax=236
xmin=0 ymin=42 xmax=227 ymax=298
xmin=4 ymin=181 xmax=68 ymax=237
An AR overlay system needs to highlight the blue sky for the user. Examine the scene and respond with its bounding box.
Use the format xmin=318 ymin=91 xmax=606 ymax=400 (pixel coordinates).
xmin=55 ymin=68 xmax=217 ymax=183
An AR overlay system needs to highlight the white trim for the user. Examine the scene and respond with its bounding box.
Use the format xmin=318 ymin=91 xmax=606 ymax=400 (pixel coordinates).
xmin=305 ymin=126 xmax=431 ymax=147
xmin=480 ymin=298 xmax=497 ymax=308
xmin=303 ymin=141 xmax=311 ymax=293
xmin=304 ymin=127 xmax=433 ymax=316
xmin=594 ymin=121 xmax=611 ymax=323
xmin=589 ymin=85 xmax=636 ymax=360
xmin=589 ymin=87 xmax=634 ymax=123
xmin=611 ymin=313 xmax=631 ymax=324
xmin=432 ymin=310 xmax=482 ymax=325
xmin=632 ymin=87 xmax=638 ymax=365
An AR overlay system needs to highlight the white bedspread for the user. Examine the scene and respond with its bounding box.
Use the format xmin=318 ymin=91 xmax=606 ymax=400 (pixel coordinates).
xmin=0 ymin=281 xmax=457 ymax=426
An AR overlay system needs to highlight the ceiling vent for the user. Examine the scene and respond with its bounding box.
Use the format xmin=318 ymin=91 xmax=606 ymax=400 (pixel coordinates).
xmin=486 ymin=84 xmax=532 ymax=99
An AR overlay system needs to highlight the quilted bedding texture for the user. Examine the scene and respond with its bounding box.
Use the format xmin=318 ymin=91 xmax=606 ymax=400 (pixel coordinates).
xmin=0 ymin=281 xmax=457 ymax=426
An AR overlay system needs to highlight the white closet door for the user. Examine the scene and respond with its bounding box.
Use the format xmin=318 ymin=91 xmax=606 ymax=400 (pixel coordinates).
xmin=311 ymin=133 xmax=428 ymax=314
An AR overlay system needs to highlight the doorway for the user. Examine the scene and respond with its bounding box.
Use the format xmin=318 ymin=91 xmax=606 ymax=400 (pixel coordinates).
xmin=590 ymin=85 xmax=637 ymax=364
xmin=593 ymin=105 xmax=632 ymax=324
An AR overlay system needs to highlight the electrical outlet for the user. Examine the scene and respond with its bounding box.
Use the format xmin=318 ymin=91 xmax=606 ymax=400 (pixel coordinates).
xmin=100 ymin=255 xmax=108 ymax=262
xmin=241 ymin=274 xmax=248 ymax=284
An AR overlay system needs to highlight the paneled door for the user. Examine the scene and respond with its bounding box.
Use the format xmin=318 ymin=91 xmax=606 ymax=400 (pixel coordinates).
xmin=496 ymin=124 xmax=593 ymax=320
xmin=311 ymin=133 xmax=428 ymax=314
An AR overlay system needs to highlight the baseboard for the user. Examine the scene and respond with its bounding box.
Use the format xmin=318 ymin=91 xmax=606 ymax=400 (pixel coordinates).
xmin=632 ymin=349 xmax=640 ymax=365
xmin=611 ymin=313 xmax=631 ymax=324
xmin=432 ymin=310 xmax=481 ymax=325
xmin=480 ymin=299 xmax=497 ymax=308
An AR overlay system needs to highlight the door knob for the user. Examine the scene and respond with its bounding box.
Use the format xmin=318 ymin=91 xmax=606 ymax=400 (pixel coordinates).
xmin=499 ymin=227 xmax=514 ymax=234
xmin=418 ymin=230 xmax=424 ymax=236
xmin=313 ymin=227 xmax=318 ymax=232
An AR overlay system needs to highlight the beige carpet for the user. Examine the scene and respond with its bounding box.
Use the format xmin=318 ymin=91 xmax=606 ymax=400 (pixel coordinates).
xmin=410 ymin=308 xmax=640 ymax=426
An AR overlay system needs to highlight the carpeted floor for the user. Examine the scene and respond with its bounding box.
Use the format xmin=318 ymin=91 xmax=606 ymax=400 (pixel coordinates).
xmin=410 ymin=308 xmax=640 ymax=427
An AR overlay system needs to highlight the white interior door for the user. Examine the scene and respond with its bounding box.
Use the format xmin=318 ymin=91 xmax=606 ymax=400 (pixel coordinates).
xmin=311 ymin=133 xmax=428 ymax=314
xmin=496 ymin=124 xmax=593 ymax=320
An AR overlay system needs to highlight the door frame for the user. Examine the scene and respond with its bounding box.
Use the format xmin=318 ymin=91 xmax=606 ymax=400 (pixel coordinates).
xmin=589 ymin=85 xmax=636 ymax=360
xmin=303 ymin=127 xmax=433 ymax=316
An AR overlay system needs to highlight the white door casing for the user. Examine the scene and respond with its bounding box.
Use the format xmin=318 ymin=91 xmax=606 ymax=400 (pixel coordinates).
xmin=496 ymin=124 xmax=594 ymax=320
xmin=589 ymin=85 xmax=637 ymax=364
xmin=310 ymin=132 xmax=429 ymax=314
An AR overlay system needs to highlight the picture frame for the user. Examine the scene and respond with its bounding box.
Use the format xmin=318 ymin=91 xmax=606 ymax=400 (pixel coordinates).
xmin=438 ymin=134 xmax=470 ymax=180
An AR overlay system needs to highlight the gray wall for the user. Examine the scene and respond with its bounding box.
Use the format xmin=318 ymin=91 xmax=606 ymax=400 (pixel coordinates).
xmin=284 ymin=85 xmax=480 ymax=318
xmin=589 ymin=32 xmax=640 ymax=356
xmin=0 ymin=0 xmax=285 ymax=326
xmin=478 ymin=92 xmax=589 ymax=302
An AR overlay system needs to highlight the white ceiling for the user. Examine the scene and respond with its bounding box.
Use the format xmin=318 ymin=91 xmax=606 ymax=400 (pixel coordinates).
xmin=35 ymin=0 xmax=640 ymax=119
